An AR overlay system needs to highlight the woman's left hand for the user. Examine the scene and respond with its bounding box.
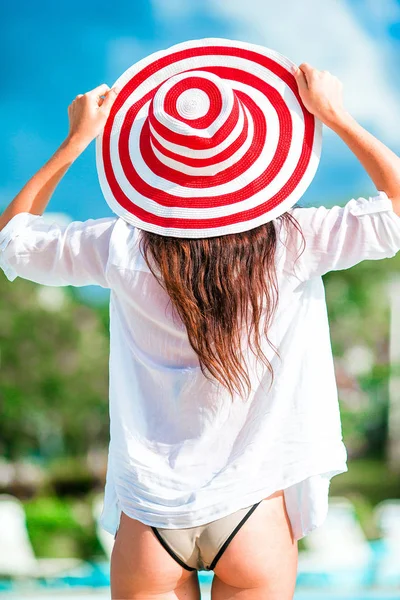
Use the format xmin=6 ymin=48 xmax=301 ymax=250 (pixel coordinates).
xmin=67 ymin=84 xmax=120 ymax=147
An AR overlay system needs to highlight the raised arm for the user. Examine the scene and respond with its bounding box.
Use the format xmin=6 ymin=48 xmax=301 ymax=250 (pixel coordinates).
xmin=278 ymin=64 xmax=400 ymax=283
xmin=0 ymin=83 xmax=119 ymax=232
xmin=0 ymin=83 xmax=121 ymax=288
xmin=294 ymin=63 xmax=400 ymax=216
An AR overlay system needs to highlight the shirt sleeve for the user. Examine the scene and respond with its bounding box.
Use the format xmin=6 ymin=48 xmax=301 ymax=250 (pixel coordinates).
xmin=284 ymin=190 xmax=400 ymax=282
xmin=0 ymin=212 xmax=118 ymax=288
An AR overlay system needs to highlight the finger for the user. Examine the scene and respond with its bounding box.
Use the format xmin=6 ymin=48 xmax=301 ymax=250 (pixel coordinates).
xmin=299 ymin=62 xmax=315 ymax=75
xmin=100 ymin=87 xmax=120 ymax=112
xmin=298 ymin=62 xmax=317 ymax=85
xmin=87 ymin=83 xmax=111 ymax=98
xmin=293 ymin=66 xmax=309 ymax=91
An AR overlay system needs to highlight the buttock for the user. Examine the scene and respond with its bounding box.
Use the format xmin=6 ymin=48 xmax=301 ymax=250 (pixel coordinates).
xmin=149 ymin=500 xmax=263 ymax=571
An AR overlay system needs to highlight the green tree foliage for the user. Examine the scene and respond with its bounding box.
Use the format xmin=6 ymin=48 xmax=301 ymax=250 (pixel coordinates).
xmin=0 ymin=275 xmax=110 ymax=460
xmin=324 ymin=252 xmax=400 ymax=459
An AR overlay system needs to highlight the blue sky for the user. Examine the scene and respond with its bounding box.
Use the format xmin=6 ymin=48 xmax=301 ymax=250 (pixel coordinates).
xmin=1 ymin=0 xmax=400 ymax=225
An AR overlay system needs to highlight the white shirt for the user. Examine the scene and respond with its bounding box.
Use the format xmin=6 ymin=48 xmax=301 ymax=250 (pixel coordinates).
xmin=2 ymin=190 xmax=400 ymax=541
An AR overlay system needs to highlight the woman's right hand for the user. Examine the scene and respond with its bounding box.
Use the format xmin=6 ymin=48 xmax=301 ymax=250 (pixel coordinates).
xmin=293 ymin=63 xmax=347 ymax=127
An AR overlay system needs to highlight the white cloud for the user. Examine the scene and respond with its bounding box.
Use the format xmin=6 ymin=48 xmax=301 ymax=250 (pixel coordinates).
xmin=204 ymin=0 xmax=400 ymax=145
xmin=106 ymin=38 xmax=159 ymax=83
xmin=42 ymin=212 xmax=73 ymax=226
xmin=150 ymin=0 xmax=197 ymax=21
xmin=361 ymin=0 xmax=400 ymax=27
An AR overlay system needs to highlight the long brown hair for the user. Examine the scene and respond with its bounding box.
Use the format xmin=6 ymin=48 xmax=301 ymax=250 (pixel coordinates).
xmin=139 ymin=209 xmax=305 ymax=401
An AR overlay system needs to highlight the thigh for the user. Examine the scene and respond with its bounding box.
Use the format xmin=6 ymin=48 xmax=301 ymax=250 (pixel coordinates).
xmin=110 ymin=510 xmax=201 ymax=600
xmin=211 ymin=490 xmax=298 ymax=600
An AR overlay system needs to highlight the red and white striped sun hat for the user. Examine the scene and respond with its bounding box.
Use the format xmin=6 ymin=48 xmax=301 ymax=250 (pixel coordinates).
xmin=96 ymin=38 xmax=322 ymax=238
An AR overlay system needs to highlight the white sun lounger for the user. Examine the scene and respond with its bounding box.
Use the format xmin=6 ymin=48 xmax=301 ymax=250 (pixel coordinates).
xmin=297 ymin=496 xmax=373 ymax=587
xmin=373 ymin=498 xmax=400 ymax=586
xmin=0 ymin=493 xmax=83 ymax=579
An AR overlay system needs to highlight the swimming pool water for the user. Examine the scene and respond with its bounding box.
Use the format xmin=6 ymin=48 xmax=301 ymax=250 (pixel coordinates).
xmin=1 ymin=583 xmax=400 ymax=600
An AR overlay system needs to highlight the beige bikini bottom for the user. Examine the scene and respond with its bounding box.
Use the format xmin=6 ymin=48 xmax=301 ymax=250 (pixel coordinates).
xmin=115 ymin=500 xmax=263 ymax=572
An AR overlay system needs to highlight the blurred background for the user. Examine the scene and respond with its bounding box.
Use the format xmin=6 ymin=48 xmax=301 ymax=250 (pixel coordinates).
xmin=1 ymin=0 xmax=400 ymax=598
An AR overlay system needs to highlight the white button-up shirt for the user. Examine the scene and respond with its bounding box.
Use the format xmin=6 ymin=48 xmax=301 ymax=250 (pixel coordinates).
xmin=1 ymin=190 xmax=400 ymax=540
